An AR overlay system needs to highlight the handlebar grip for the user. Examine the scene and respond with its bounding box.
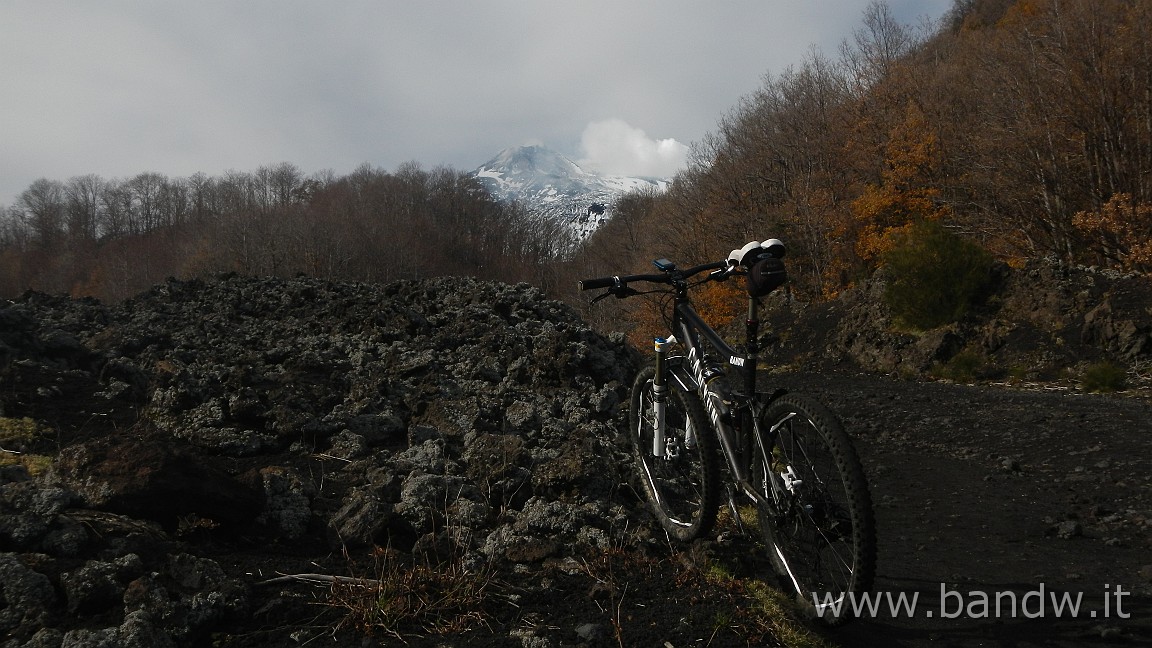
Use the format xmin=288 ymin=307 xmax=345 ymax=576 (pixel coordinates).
xmin=578 ymin=276 xmax=618 ymax=291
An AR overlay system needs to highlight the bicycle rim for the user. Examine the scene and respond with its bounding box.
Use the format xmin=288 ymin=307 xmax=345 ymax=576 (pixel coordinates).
xmin=629 ymin=364 xmax=718 ymax=542
xmin=756 ymin=394 xmax=875 ymax=625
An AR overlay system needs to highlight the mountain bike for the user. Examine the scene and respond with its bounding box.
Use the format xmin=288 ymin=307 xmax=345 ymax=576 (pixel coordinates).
xmin=579 ymin=239 xmax=875 ymax=625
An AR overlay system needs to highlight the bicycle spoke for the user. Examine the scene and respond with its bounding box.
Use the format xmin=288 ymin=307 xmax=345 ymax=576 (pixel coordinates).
xmin=629 ymin=364 xmax=720 ymax=541
xmin=756 ymin=393 xmax=875 ymax=625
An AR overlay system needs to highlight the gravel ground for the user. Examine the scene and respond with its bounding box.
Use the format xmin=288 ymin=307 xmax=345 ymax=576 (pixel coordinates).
xmin=777 ymin=371 xmax=1152 ymax=647
xmin=3 ymin=270 xmax=1151 ymax=647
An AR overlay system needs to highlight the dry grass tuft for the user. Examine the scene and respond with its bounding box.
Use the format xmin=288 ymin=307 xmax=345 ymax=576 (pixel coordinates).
xmin=327 ymin=546 xmax=499 ymax=641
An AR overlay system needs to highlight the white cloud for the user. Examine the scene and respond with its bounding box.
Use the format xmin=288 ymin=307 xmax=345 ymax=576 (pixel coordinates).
xmin=0 ymin=1 xmax=955 ymax=205
xmin=577 ymin=119 xmax=689 ymax=179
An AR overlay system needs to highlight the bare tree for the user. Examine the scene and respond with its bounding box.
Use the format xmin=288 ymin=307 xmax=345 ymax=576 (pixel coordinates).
xmin=65 ymin=174 xmax=105 ymax=241
xmin=17 ymin=178 xmax=66 ymax=250
xmin=126 ymin=172 xmax=167 ymax=233
xmin=269 ymin=162 xmax=303 ymax=209
xmin=840 ymin=1 xmax=918 ymax=93
xmin=99 ymin=181 xmax=133 ymax=240
xmin=186 ymin=172 xmax=215 ymax=223
xmin=0 ymin=205 xmax=29 ymax=248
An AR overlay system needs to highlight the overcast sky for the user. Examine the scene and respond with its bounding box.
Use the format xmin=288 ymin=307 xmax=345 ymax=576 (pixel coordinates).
xmin=1 ymin=1 xmax=952 ymax=208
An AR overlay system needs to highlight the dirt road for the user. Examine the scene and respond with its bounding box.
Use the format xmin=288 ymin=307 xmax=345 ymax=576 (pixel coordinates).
xmin=777 ymin=371 xmax=1152 ymax=647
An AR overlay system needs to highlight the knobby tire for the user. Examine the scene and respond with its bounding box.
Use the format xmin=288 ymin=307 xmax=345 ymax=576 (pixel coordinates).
xmin=628 ymin=363 xmax=720 ymax=542
xmin=755 ymin=393 xmax=876 ymax=626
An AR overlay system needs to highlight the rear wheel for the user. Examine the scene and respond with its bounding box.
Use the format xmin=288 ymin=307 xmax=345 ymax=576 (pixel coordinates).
xmin=753 ymin=393 xmax=875 ymax=626
xmin=628 ymin=362 xmax=720 ymax=542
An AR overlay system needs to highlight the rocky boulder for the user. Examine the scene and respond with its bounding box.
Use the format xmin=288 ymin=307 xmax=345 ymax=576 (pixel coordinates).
xmin=0 ymin=274 xmax=639 ymax=646
xmin=768 ymin=258 xmax=1152 ymax=380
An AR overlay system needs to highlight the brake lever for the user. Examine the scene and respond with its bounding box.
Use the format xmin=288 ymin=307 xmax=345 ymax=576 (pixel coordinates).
xmin=591 ymin=286 xmax=640 ymax=304
xmin=710 ymin=266 xmax=742 ymax=282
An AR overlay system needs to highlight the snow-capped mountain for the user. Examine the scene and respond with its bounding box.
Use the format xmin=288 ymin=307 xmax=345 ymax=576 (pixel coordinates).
xmin=472 ymin=145 xmax=669 ymax=242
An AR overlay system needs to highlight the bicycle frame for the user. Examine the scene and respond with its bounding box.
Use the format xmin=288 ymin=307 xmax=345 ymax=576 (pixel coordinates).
xmin=652 ymin=285 xmax=784 ymax=512
xmin=582 ymin=248 xmax=876 ymax=624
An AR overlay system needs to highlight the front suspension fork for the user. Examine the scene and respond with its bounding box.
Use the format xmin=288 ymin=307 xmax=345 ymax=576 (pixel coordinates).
xmin=651 ymin=337 xmax=670 ymax=458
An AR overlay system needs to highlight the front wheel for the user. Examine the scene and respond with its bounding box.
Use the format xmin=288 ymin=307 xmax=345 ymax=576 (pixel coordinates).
xmin=754 ymin=393 xmax=876 ymax=626
xmin=628 ymin=362 xmax=720 ymax=542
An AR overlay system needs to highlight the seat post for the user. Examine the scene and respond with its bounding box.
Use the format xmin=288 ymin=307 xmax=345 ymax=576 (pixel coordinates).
xmin=744 ymin=295 xmax=760 ymax=395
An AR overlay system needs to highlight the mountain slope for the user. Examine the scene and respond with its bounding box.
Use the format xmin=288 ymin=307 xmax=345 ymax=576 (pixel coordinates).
xmin=472 ymin=145 xmax=669 ymax=241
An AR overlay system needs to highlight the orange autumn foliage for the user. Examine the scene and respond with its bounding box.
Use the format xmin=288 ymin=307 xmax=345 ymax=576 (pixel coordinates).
xmin=1072 ymin=194 xmax=1152 ymax=273
xmin=850 ymin=103 xmax=951 ymax=266
xmin=621 ymin=279 xmax=747 ymax=351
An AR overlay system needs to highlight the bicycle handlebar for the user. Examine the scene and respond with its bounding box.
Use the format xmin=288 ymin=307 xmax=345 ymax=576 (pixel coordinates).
xmin=578 ymin=261 xmax=727 ymax=292
xmin=579 ymin=239 xmax=786 ymax=296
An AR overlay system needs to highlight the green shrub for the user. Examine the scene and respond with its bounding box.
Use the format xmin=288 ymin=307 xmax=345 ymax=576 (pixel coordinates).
xmin=882 ymin=221 xmax=995 ymax=331
xmin=932 ymin=349 xmax=988 ymax=382
xmin=1081 ymin=361 xmax=1127 ymax=393
xmin=1007 ymin=366 xmax=1029 ymax=382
